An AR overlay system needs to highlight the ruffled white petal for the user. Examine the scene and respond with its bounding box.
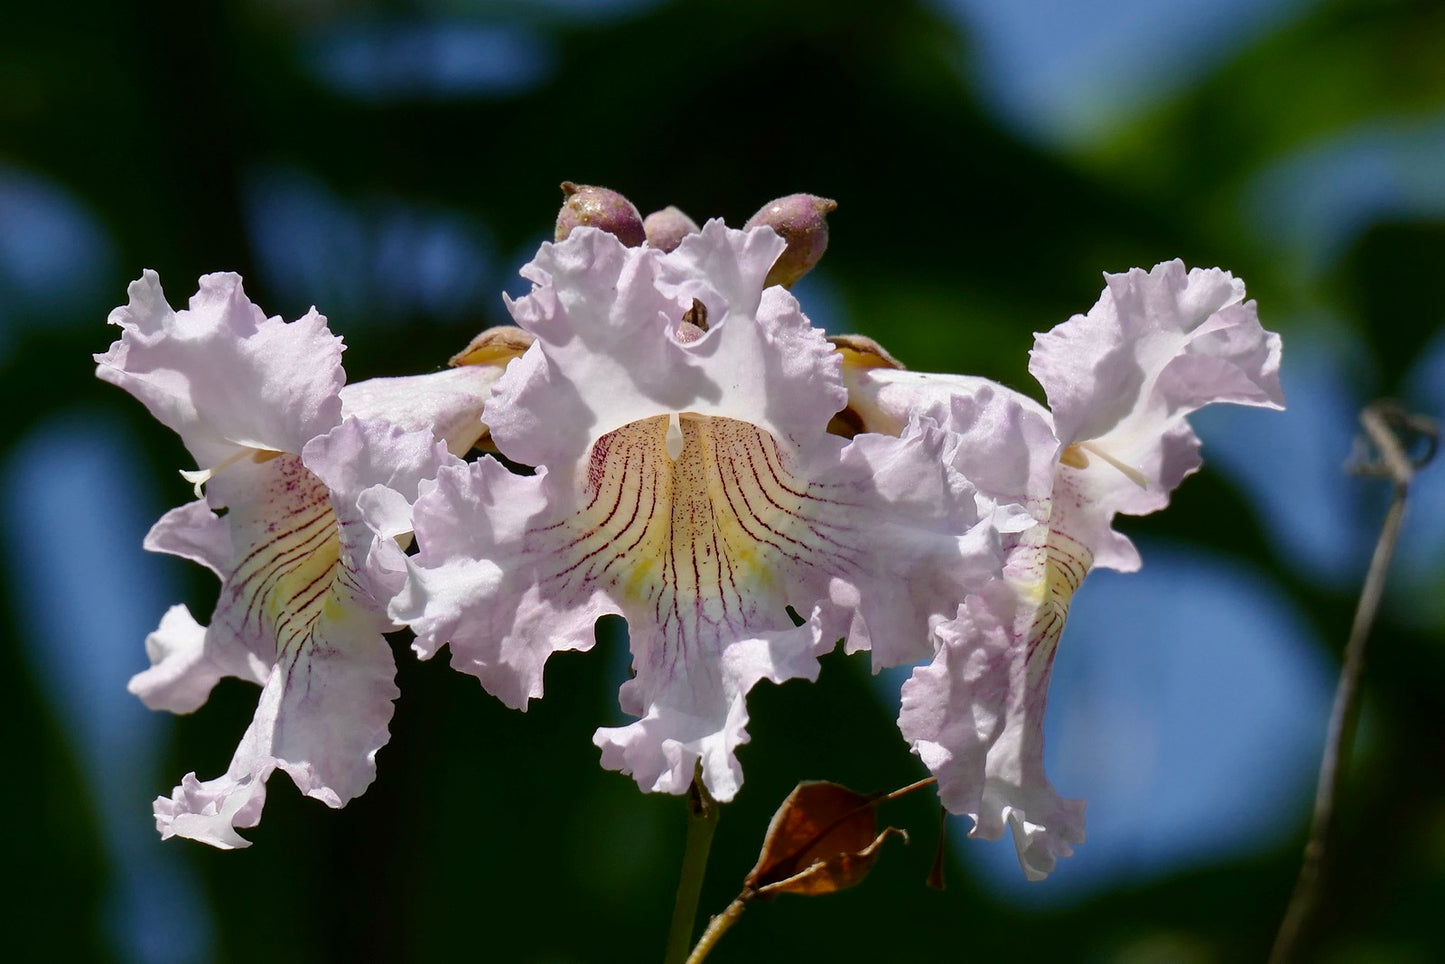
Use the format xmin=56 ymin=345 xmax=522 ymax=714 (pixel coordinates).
xmin=595 ymin=612 xmax=827 ymax=800
xmin=143 ymin=498 xmax=233 ymax=576
xmin=95 ymin=271 xmax=344 ymax=471
xmin=933 ymin=384 xmax=1060 ymax=516
xmin=394 ymin=458 xmax=600 ymax=710
xmin=1029 ymin=260 xmax=1283 ymax=448
xmin=820 ymin=417 xmax=1010 ymax=669
xmin=898 ymin=580 xmax=1085 ymax=882
xmin=128 ymin=604 xmax=267 ymax=714
xmin=392 ymin=223 xmax=1014 ymax=801
xmin=1025 ymin=261 xmax=1284 ymax=571
xmin=488 ymin=222 xmax=845 ymax=479
xmin=304 ymin=416 xmax=460 ymax=607
xmin=154 ymin=602 xmax=398 ymax=848
xmin=404 ymin=411 xmax=999 ymax=801
xmin=339 ymin=365 xmax=502 ymax=458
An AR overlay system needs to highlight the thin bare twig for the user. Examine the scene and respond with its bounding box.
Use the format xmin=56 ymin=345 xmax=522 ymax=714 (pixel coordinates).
xmin=1269 ymin=401 xmax=1438 ymax=964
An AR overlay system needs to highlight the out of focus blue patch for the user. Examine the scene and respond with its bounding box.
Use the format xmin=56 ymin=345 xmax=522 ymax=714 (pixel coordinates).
xmin=0 ymin=164 xmax=116 ymax=353
xmin=1193 ymin=325 xmax=1379 ymax=589
xmin=1244 ymin=115 xmax=1445 ymax=278
xmin=2 ymin=410 xmax=213 ymax=962
xmin=930 ymin=0 xmax=1318 ymax=145
xmin=244 ymin=164 xmax=497 ymax=328
xmin=1197 ymin=323 xmax=1444 ymax=621
xmin=305 ymin=20 xmax=555 ymax=102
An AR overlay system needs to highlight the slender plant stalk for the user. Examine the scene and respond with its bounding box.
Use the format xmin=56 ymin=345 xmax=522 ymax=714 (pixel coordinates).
xmin=663 ymin=775 xmax=720 ymax=964
xmin=879 ymin=776 xmax=937 ymax=803
xmin=685 ymin=895 xmax=749 ymax=964
xmin=1268 ymin=402 xmax=1437 ymax=964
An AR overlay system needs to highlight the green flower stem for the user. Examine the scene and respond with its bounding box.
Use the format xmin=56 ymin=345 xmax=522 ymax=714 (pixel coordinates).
xmin=663 ymin=775 xmax=720 ymax=964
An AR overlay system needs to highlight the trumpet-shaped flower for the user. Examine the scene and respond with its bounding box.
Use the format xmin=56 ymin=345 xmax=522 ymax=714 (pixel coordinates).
xmin=97 ymin=271 xmax=512 ymax=847
xmin=394 ymin=222 xmax=1014 ymax=802
xmin=842 ymin=261 xmax=1284 ymax=879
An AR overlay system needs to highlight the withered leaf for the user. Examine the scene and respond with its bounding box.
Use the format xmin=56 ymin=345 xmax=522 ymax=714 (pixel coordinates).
xmin=745 ymin=781 xmax=908 ymax=898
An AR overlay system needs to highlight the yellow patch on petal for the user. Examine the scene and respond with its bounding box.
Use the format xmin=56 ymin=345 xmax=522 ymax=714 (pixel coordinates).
xmin=1016 ymin=528 xmax=1094 ymax=679
xmin=223 ymin=454 xmax=344 ymax=657
xmin=559 ymin=414 xmax=844 ymax=636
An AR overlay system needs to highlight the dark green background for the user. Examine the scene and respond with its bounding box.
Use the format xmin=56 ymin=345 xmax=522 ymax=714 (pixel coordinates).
xmin=3 ymin=0 xmax=1442 ymax=961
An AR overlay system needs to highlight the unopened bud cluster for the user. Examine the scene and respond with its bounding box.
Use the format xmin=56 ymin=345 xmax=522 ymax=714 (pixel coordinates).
xmin=555 ymin=182 xmax=836 ymax=287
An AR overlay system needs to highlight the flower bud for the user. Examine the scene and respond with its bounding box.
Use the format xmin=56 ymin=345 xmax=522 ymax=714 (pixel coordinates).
xmin=642 ymin=206 xmax=700 ymax=253
xmin=448 ymin=325 xmax=535 ymax=368
xmin=555 ymin=182 xmax=646 ymax=247
xmin=745 ymin=193 xmax=837 ymax=288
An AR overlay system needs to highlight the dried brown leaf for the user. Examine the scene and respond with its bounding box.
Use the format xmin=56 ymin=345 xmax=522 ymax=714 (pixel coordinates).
xmin=745 ymin=781 xmax=908 ymax=898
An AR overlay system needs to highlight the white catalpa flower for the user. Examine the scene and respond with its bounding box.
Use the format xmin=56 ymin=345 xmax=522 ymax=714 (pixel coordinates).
xmin=841 ymin=261 xmax=1285 ymax=879
xmin=97 ymin=271 xmax=513 ymax=848
xmin=394 ymin=222 xmax=1018 ymax=802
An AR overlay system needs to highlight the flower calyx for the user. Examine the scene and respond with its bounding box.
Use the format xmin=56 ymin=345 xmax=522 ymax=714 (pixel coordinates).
xmin=555 ymin=181 xmax=646 ymax=247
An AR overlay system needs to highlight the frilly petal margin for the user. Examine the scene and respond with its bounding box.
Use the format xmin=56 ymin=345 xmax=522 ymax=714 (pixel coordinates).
xmin=594 ymin=610 xmax=829 ymax=800
xmin=395 ymin=219 xmax=1011 ymax=803
xmin=128 ymin=604 xmax=268 ymax=714
xmin=393 ymin=457 xmax=607 ymax=711
xmin=95 ymin=270 xmax=345 ymax=470
xmin=488 ymin=222 xmax=846 ymax=478
xmin=100 ymin=271 xmax=510 ymax=848
xmin=1029 ymin=260 xmax=1283 ymax=449
xmin=898 ymin=583 xmax=1085 ymax=881
xmin=304 ymin=416 xmax=461 ymax=606
xmin=399 ymin=411 xmax=1007 ymax=802
xmin=154 ymin=602 xmax=399 ymax=848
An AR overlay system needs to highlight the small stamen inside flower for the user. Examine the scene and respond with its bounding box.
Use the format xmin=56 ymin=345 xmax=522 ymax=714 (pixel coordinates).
xmin=1060 ymin=441 xmax=1149 ymax=489
xmin=180 ymin=448 xmax=279 ymax=497
xmin=665 ymin=412 xmax=685 ymax=461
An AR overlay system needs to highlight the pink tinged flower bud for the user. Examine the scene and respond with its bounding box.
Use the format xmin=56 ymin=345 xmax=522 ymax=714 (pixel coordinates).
xmin=554 ymin=182 xmax=645 ymax=247
xmin=745 ymin=193 xmax=837 ymax=288
xmin=642 ymin=205 xmax=700 ymax=252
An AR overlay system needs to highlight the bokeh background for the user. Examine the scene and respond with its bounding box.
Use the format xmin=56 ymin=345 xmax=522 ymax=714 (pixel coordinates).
xmin=3 ymin=0 xmax=1443 ymax=961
